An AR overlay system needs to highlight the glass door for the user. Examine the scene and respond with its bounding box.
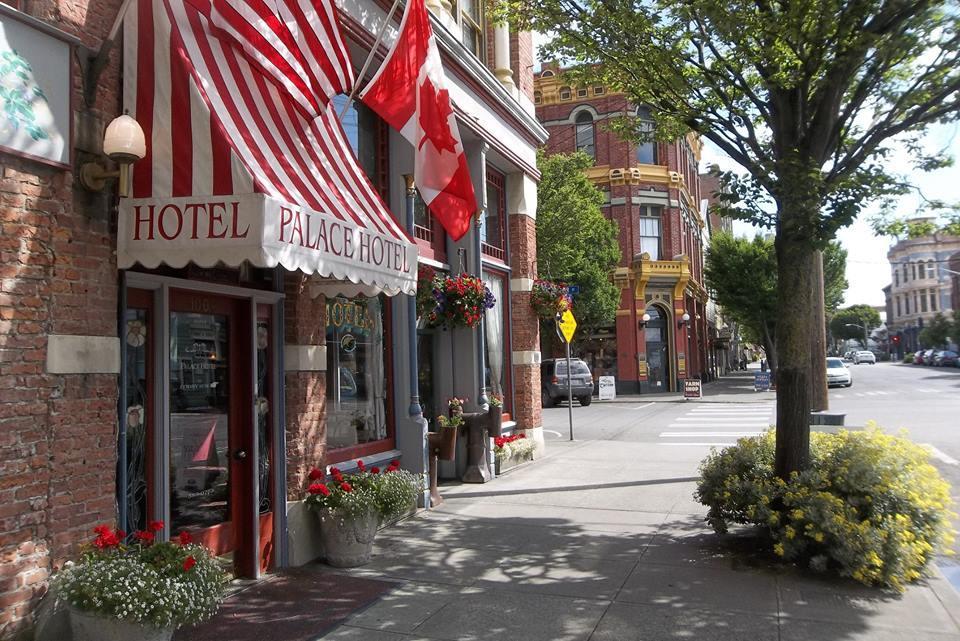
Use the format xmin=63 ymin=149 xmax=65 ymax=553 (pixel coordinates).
xmin=168 ymin=292 xmax=253 ymax=574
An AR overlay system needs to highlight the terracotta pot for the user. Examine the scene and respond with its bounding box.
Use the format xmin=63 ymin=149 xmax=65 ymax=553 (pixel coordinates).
xmin=69 ymin=607 xmax=173 ymax=641
xmin=318 ymin=508 xmax=380 ymax=567
xmin=487 ymin=406 xmax=503 ymax=437
xmin=429 ymin=426 xmax=458 ymax=461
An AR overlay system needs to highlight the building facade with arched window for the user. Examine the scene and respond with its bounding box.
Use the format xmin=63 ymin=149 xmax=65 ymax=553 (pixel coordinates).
xmin=884 ymin=230 xmax=960 ymax=355
xmin=534 ymin=63 xmax=714 ymax=394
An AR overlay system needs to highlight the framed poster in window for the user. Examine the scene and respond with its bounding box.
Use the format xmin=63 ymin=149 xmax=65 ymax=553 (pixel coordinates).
xmin=0 ymin=4 xmax=75 ymax=168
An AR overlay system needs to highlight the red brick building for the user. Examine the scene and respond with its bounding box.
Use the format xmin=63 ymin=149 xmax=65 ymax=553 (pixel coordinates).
xmin=0 ymin=0 xmax=546 ymax=635
xmin=535 ymin=64 xmax=710 ymax=394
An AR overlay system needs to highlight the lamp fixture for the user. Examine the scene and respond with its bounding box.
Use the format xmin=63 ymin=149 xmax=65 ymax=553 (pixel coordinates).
xmin=79 ymin=113 xmax=146 ymax=198
xmin=638 ymin=312 xmax=651 ymax=330
xmin=677 ymin=311 xmax=690 ymax=328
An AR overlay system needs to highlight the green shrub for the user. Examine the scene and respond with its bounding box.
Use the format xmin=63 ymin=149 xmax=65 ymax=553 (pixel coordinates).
xmin=902 ymin=353 xmax=915 ymax=363
xmin=696 ymin=426 xmax=955 ymax=590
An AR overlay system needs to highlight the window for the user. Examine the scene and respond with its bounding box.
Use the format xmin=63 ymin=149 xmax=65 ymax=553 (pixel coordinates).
xmin=896 ymin=296 xmax=902 ymax=317
xmin=636 ymin=106 xmax=657 ymax=164
xmin=639 ymin=205 xmax=662 ymax=260
xmin=927 ymin=261 xmax=936 ymax=279
xmin=905 ymin=295 xmax=911 ymax=315
xmin=484 ymin=272 xmax=510 ymax=413
xmin=455 ymin=0 xmax=484 ymax=59
xmin=593 ymin=86 xmax=605 ymax=95
xmin=534 ymin=91 xmax=542 ymax=105
xmin=413 ymin=194 xmax=446 ymax=262
xmin=930 ymin=289 xmax=938 ymax=311
xmin=481 ymin=170 xmax=506 ymax=260
xmin=902 ymin=263 xmax=909 ymax=282
xmin=332 ymin=94 xmax=388 ymax=197
xmin=326 ymin=296 xmax=390 ymax=454
xmin=577 ymin=87 xmax=588 ymax=98
xmin=921 ymin=290 xmax=929 ymax=312
xmin=912 ymin=263 xmax=917 ymax=280
xmin=559 ymin=86 xmax=572 ymax=100
xmin=540 ymin=69 xmax=555 ymax=78
xmin=914 ymin=291 xmax=919 ymax=312
xmin=894 ymin=270 xmax=899 ymax=287
xmin=575 ymin=111 xmax=595 ymax=160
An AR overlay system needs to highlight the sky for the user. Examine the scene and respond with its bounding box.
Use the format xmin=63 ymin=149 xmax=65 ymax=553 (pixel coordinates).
xmin=531 ymin=34 xmax=960 ymax=309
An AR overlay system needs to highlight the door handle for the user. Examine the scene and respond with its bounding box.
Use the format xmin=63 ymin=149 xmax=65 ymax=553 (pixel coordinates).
xmin=233 ymin=449 xmax=248 ymax=461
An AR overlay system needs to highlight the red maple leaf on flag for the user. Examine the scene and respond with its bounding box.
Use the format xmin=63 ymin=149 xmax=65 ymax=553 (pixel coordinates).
xmin=418 ymin=81 xmax=459 ymax=154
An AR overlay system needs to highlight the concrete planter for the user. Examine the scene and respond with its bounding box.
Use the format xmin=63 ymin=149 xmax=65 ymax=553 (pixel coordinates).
xmin=318 ymin=508 xmax=380 ymax=567
xmin=495 ymin=452 xmax=533 ymax=475
xmin=68 ymin=607 xmax=173 ymax=641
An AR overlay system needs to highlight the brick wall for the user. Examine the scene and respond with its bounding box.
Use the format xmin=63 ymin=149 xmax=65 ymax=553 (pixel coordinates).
xmin=283 ymin=275 xmax=327 ymax=499
xmin=510 ymin=31 xmax=534 ymax=102
xmin=0 ymin=0 xmax=125 ymax=632
xmin=507 ymin=202 xmax=541 ymax=430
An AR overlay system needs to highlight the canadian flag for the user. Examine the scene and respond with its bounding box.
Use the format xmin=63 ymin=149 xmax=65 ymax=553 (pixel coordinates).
xmin=359 ymin=0 xmax=477 ymax=241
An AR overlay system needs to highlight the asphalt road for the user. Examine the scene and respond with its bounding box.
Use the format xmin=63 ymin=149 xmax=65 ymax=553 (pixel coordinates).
xmin=541 ymin=360 xmax=960 ymax=555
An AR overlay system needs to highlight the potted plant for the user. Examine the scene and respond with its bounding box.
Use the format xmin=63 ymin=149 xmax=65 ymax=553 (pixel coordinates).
xmin=54 ymin=522 xmax=227 ymax=641
xmin=305 ymin=460 xmax=421 ymax=567
xmin=431 ymin=396 xmax=465 ymax=460
xmin=419 ymin=274 xmax=496 ymax=329
xmin=530 ymin=279 xmax=572 ymax=320
xmin=494 ymin=433 xmax=536 ymax=474
xmin=487 ymin=393 xmax=504 ymax=437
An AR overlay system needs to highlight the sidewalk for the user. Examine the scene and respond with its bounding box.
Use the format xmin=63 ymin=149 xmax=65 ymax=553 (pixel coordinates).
xmin=598 ymin=370 xmax=776 ymax=404
xmin=308 ymin=439 xmax=960 ymax=641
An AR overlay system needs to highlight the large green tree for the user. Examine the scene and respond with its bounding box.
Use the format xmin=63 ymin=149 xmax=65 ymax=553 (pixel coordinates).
xmin=920 ymin=312 xmax=954 ymax=348
xmin=507 ymin=0 xmax=960 ymax=477
xmin=706 ymin=232 xmax=848 ymax=375
xmin=829 ymin=305 xmax=882 ymax=344
xmin=536 ymin=151 xmax=622 ymax=347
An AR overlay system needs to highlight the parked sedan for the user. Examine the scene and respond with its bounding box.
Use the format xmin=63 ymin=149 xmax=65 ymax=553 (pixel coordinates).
xmin=541 ymin=358 xmax=595 ymax=407
xmin=914 ymin=350 xmax=927 ymax=364
xmin=853 ymin=351 xmax=876 ymax=364
xmin=934 ymin=350 xmax=958 ymax=367
xmin=826 ymin=357 xmax=853 ymax=387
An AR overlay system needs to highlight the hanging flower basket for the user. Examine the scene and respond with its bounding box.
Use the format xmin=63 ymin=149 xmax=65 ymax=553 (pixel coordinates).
xmin=531 ymin=279 xmax=572 ymax=319
xmin=419 ymin=272 xmax=495 ymax=329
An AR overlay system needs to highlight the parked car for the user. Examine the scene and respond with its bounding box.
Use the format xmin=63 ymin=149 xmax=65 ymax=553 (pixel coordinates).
xmin=934 ymin=350 xmax=958 ymax=367
xmin=541 ymin=359 xmax=595 ymax=408
xmin=843 ymin=350 xmax=856 ymax=361
xmin=925 ymin=349 xmax=940 ymax=365
xmin=914 ymin=350 xmax=926 ymax=364
xmin=826 ymin=357 xmax=853 ymax=387
xmin=853 ymin=351 xmax=876 ymax=364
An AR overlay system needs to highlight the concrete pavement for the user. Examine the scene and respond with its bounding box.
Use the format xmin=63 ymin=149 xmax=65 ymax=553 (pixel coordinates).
xmin=316 ymin=435 xmax=960 ymax=640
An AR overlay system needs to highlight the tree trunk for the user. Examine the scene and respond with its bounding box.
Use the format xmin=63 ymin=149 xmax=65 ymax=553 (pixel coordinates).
xmin=809 ymin=251 xmax=829 ymax=411
xmin=774 ymin=220 xmax=817 ymax=479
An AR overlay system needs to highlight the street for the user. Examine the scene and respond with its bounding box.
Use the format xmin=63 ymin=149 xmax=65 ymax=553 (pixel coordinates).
xmin=542 ymin=361 xmax=960 ymax=555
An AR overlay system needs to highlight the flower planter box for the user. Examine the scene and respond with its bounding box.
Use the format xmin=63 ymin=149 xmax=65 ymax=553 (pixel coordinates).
xmin=494 ymin=451 xmax=533 ymax=475
xmin=69 ymin=607 xmax=174 ymax=641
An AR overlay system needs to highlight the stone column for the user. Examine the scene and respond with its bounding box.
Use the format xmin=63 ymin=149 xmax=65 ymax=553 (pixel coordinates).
xmin=507 ymin=172 xmax=544 ymax=455
xmin=494 ymin=23 xmax=517 ymax=92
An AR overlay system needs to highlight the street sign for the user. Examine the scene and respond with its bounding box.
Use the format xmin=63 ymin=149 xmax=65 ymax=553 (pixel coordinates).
xmin=558 ymin=309 xmax=577 ymax=343
xmin=754 ymin=371 xmax=771 ymax=391
xmin=598 ymin=376 xmax=616 ymax=400
xmin=683 ymin=379 xmax=702 ymax=399
xmin=567 ymin=285 xmax=580 ymax=295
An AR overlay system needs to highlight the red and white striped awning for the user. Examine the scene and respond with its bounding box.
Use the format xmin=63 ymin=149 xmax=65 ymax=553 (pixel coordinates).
xmin=117 ymin=0 xmax=417 ymax=296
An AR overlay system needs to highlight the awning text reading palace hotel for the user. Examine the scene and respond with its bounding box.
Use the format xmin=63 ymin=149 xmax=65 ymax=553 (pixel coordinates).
xmin=0 ymin=0 xmax=547 ymax=632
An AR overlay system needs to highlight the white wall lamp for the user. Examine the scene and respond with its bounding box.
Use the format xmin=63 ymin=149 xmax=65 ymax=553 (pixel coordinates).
xmin=79 ymin=113 xmax=146 ymax=198
xmin=677 ymin=311 xmax=691 ymax=329
xmin=638 ymin=312 xmax=651 ymax=330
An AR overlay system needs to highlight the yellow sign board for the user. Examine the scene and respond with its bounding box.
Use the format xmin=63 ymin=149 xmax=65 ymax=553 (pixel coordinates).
xmin=558 ymin=309 xmax=577 ymax=343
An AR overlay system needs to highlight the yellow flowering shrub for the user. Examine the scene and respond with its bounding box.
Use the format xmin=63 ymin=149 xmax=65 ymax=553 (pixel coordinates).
xmin=695 ymin=424 xmax=955 ymax=590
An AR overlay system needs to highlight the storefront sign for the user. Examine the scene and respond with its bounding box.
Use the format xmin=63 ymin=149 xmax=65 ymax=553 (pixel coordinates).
xmin=0 ymin=7 xmax=73 ymax=167
xmin=754 ymin=371 xmax=771 ymax=391
xmin=683 ymin=379 xmax=702 ymax=399
xmin=118 ymin=193 xmax=418 ymax=295
xmin=598 ymin=376 xmax=616 ymax=400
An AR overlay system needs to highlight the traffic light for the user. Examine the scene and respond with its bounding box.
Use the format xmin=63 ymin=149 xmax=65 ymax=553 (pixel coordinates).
xmin=892 ymin=335 xmax=900 ymax=344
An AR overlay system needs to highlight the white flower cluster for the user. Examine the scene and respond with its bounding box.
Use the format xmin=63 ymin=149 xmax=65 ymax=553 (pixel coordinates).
xmin=55 ymin=544 xmax=226 ymax=628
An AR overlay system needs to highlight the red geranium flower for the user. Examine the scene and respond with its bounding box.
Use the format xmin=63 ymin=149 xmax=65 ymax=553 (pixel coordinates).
xmin=177 ymin=531 xmax=193 ymax=545
xmin=148 ymin=520 xmax=164 ymax=532
xmin=308 ymin=483 xmax=330 ymax=496
xmin=370 ymin=466 xmax=380 ymax=474
xmin=308 ymin=468 xmax=324 ymax=481
xmin=356 ymin=460 xmax=366 ymax=472
xmin=134 ymin=530 xmax=155 ymax=544
xmin=183 ymin=556 xmax=197 ymax=572
xmin=340 ymin=482 xmax=353 ymax=492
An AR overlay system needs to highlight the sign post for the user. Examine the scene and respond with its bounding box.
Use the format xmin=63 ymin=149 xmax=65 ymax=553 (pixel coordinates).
xmin=683 ymin=379 xmax=702 ymax=400
xmin=754 ymin=371 xmax=771 ymax=391
xmin=557 ymin=310 xmax=578 ymax=441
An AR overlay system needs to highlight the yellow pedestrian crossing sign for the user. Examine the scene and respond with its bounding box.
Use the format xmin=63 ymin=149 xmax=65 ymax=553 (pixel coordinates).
xmin=558 ymin=309 xmax=577 ymax=343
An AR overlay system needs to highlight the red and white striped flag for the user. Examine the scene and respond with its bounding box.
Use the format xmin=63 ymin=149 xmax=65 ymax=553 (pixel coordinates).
xmin=359 ymin=0 xmax=477 ymax=241
xmin=185 ymin=0 xmax=353 ymax=115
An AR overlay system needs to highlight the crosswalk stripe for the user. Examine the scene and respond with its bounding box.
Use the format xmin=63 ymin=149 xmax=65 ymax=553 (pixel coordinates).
xmin=660 ymin=431 xmax=765 ymax=437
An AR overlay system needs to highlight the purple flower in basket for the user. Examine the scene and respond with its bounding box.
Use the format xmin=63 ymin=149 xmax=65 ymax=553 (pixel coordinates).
xmin=483 ymin=286 xmax=496 ymax=310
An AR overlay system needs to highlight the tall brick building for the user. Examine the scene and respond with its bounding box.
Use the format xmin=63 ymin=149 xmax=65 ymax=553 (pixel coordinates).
xmin=0 ymin=0 xmax=546 ymax=635
xmin=534 ymin=64 xmax=710 ymax=394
